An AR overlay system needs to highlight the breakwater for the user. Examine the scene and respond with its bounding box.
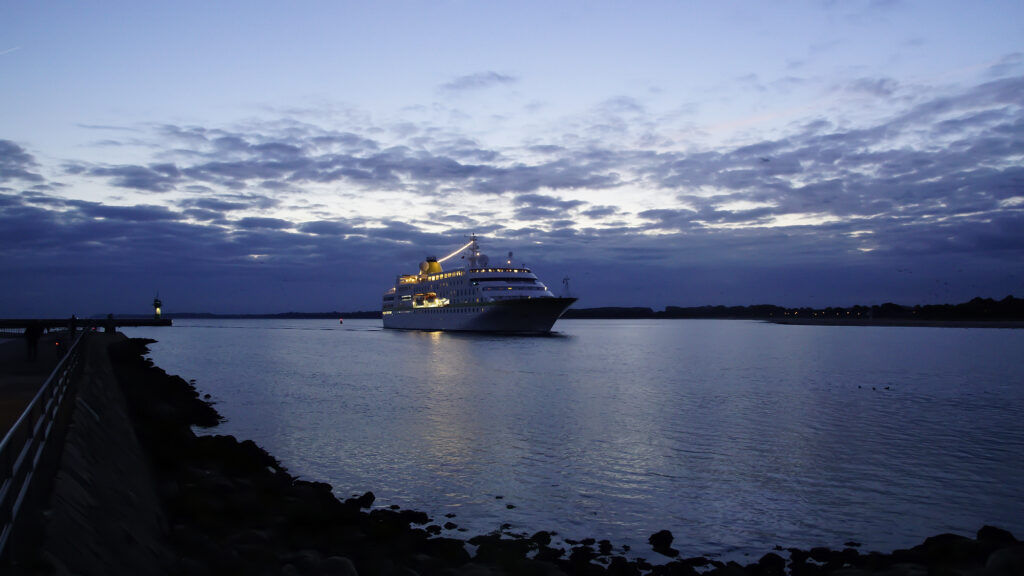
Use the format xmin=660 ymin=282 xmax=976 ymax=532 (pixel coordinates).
xmin=20 ymin=335 xmax=1024 ymax=575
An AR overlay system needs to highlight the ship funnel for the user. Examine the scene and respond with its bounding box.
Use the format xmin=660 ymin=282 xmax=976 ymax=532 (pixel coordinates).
xmin=424 ymin=256 xmax=443 ymax=274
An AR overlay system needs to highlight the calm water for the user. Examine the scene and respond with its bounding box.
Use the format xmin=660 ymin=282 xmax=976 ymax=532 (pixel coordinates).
xmin=124 ymin=319 xmax=1024 ymax=560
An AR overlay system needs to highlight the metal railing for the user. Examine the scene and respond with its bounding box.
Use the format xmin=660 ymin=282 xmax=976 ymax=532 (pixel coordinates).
xmin=0 ymin=331 xmax=84 ymax=566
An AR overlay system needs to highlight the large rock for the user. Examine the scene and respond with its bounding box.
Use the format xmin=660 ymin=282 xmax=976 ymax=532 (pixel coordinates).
xmin=986 ymin=544 xmax=1024 ymax=576
xmin=649 ymin=530 xmax=678 ymax=557
xmin=320 ymin=555 xmax=359 ymax=576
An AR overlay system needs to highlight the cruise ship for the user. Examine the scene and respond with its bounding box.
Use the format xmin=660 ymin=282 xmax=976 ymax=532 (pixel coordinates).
xmin=381 ymin=235 xmax=576 ymax=333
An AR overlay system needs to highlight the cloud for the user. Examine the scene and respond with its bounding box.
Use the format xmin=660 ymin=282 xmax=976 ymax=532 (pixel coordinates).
xmin=4 ymin=73 xmax=1024 ymax=314
xmin=580 ymin=206 xmax=619 ymax=219
xmin=514 ymin=193 xmax=586 ymax=211
xmin=65 ymin=162 xmax=183 ymax=192
xmin=846 ymin=77 xmax=900 ymax=98
xmin=181 ymin=208 xmax=226 ymax=222
xmin=68 ymin=76 xmax=1024 ymax=244
xmin=298 ymin=220 xmax=356 ymax=236
xmin=440 ymin=71 xmax=517 ymax=92
xmin=70 ymin=201 xmax=183 ymax=222
xmin=987 ymin=52 xmax=1024 ymax=78
xmin=235 ymin=216 xmax=293 ymax=230
xmin=514 ymin=206 xmax=564 ymax=221
xmin=0 ymin=140 xmax=44 ymax=183
xmin=180 ymin=197 xmax=252 ymax=212
xmin=62 ymin=73 xmax=1024 ymax=259
xmin=76 ymin=123 xmax=143 ymax=133
xmin=76 ymin=125 xmax=629 ymax=200
xmin=598 ymin=96 xmax=646 ymax=115
xmin=435 ymin=213 xmax=480 ymax=227
xmin=470 ymin=159 xmax=621 ymax=195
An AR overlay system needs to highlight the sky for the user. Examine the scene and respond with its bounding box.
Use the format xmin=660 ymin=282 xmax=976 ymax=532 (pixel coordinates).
xmin=2 ymin=0 xmax=1023 ymax=316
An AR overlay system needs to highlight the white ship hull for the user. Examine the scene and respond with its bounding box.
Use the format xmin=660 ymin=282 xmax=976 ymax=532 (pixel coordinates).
xmin=381 ymin=236 xmax=575 ymax=334
xmin=383 ymin=297 xmax=576 ymax=333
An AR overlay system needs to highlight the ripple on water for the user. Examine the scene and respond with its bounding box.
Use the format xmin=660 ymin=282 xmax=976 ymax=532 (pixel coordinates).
xmin=125 ymin=319 xmax=1024 ymax=560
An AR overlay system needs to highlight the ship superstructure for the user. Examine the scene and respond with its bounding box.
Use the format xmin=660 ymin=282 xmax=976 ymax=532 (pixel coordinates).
xmin=382 ymin=235 xmax=576 ymax=333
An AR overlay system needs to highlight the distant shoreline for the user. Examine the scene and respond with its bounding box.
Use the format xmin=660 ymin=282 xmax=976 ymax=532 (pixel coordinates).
xmin=143 ymin=314 xmax=1024 ymax=329
xmin=73 ymin=295 xmax=1023 ymax=326
xmin=768 ymin=318 xmax=1024 ymax=329
xmin=128 ymin=314 xmax=1024 ymax=328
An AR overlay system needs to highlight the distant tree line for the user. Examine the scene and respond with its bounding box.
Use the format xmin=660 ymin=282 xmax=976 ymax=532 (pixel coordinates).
xmin=98 ymin=296 xmax=1024 ymax=322
xmin=110 ymin=311 xmax=384 ymax=320
xmin=562 ymin=296 xmax=1024 ymax=321
xmin=562 ymin=305 xmax=789 ymax=319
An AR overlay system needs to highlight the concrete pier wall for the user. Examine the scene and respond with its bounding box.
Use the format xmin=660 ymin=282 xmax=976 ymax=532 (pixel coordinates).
xmin=20 ymin=333 xmax=174 ymax=575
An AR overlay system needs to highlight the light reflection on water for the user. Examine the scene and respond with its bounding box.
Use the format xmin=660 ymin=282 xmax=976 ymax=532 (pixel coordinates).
xmin=125 ymin=319 xmax=1024 ymax=560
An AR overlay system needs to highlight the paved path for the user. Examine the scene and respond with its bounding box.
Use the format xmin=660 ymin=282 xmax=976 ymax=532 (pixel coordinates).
xmin=0 ymin=333 xmax=68 ymax=437
xmin=27 ymin=332 xmax=175 ymax=575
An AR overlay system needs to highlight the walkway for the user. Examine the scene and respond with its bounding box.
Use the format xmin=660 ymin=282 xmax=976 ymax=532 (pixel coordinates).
xmin=25 ymin=332 xmax=175 ymax=575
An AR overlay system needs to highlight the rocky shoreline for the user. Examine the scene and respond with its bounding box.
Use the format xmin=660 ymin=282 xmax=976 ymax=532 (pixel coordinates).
xmin=78 ymin=337 xmax=1024 ymax=575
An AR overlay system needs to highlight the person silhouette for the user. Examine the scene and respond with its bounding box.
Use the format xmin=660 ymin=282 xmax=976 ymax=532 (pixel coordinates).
xmin=24 ymin=321 xmax=43 ymax=361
